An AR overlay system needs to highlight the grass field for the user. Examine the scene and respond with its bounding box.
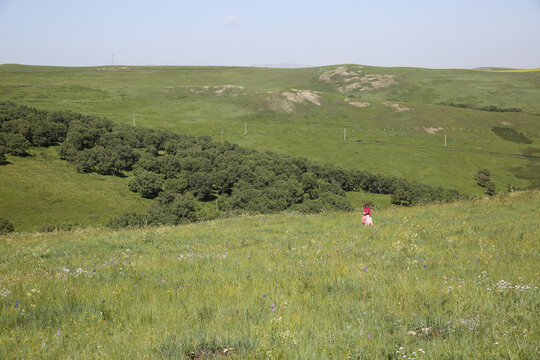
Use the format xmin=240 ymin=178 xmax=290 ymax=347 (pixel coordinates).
xmin=0 ymin=147 xmax=149 ymax=232
xmin=1 ymin=64 xmax=539 ymax=195
xmin=1 ymin=64 xmax=539 ymax=230
xmin=0 ymin=191 xmax=538 ymax=359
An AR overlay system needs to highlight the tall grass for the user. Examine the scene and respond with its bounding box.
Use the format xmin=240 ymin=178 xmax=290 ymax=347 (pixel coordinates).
xmin=1 ymin=191 xmax=538 ymax=359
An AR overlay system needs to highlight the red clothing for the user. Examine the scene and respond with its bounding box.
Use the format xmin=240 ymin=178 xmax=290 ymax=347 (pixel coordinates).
xmin=363 ymin=206 xmax=371 ymax=216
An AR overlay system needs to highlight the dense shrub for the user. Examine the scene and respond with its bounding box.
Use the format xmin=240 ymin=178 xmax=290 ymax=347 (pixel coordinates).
xmin=0 ymin=218 xmax=15 ymax=235
xmin=485 ymin=181 xmax=496 ymax=196
xmin=474 ymin=168 xmax=491 ymax=187
xmin=491 ymin=127 xmax=532 ymax=144
xmin=107 ymin=212 xmax=151 ymax=229
xmin=441 ymin=103 xmax=522 ymax=113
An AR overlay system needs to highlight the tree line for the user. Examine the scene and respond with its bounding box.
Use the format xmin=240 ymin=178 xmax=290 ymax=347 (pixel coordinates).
xmin=0 ymin=102 xmax=463 ymax=229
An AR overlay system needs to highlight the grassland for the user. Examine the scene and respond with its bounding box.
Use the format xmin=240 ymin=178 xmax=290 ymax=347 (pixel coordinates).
xmin=0 ymin=147 xmax=149 ymax=232
xmin=0 ymin=191 xmax=538 ymax=359
xmin=1 ymin=64 xmax=539 ymax=229
xmin=1 ymin=64 xmax=539 ymax=195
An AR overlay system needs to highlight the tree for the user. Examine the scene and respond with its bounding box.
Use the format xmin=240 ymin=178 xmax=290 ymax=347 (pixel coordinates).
xmin=163 ymin=176 xmax=189 ymax=194
xmin=1 ymin=133 xmax=30 ymax=156
xmin=158 ymin=156 xmax=181 ymax=178
xmin=128 ymin=169 xmax=164 ymax=198
xmin=30 ymin=121 xmax=67 ymax=146
xmin=92 ymin=145 xmax=138 ymax=175
xmin=73 ymin=148 xmax=98 ymax=173
xmin=189 ymin=171 xmax=214 ymax=201
xmin=1 ymin=119 xmax=32 ymax=140
xmin=148 ymin=192 xmax=198 ymax=224
xmin=0 ymin=146 xmax=6 ymax=165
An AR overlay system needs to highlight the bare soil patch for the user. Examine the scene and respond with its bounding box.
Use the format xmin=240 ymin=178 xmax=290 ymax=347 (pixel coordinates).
xmin=383 ymin=102 xmax=410 ymax=112
xmin=423 ymin=127 xmax=443 ymax=134
xmin=346 ymin=99 xmax=370 ymax=108
xmin=319 ymin=66 xmax=396 ymax=93
xmin=267 ymin=89 xmax=321 ymax=113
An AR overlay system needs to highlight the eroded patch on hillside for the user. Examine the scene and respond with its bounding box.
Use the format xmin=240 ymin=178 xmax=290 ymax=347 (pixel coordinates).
xmin=162 ymin=85 xmax=244 ymax=95
xmin=345 ymin=99 xmax=370 ymax=108
xmin=266 ymin=89 xmax=322 ymax=113
xmin=383 ymin=102 xmax=410 ymax=112
xmin=319 ymin=65 xmax=397 ymax=93
xmin=423 ymin=127 xmax=443 ymax=134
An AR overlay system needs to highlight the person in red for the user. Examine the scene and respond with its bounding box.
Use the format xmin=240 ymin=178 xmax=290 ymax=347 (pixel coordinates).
xmin=362 ymin=204 xmax=373 ymax=226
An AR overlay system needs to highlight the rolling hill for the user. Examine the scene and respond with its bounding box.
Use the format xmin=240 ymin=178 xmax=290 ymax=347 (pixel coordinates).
xmin=0 ymin=64 xmax=539 ymax=229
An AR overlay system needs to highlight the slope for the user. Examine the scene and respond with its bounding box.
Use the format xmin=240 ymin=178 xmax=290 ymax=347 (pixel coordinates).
xmin=1 ymin=191 xmax=538 ymax=358
xmin=0 ymin=147 xmax=149 ymax=231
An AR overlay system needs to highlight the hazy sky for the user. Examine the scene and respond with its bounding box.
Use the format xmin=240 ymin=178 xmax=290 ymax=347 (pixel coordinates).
xmin=1 ymin=0 xmax=539 ymax=68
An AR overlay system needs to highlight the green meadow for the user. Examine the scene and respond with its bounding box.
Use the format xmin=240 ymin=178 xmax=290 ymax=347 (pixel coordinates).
xmin=1 ymin=64 xmax=539 ymax=195
xmin=1 ymin=64 xmax=539 ymax=229
xmin=0 ymin=147 xmax=149 ymax=231
xmin=0 ymin=191 xmax=538 ymax=359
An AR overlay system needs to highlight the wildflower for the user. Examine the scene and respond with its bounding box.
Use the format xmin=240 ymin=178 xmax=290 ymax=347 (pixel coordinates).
xmin=367 ymin=333 xmax=372 ymax=338
xmin=101 ymin=298 xmax=105 ymax=303
xmin=56 ymin=331 xmax=60 ymax=335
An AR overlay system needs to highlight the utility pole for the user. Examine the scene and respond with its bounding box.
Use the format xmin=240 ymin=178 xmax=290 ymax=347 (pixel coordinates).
xmin=221 ymin=130 xmax=223 ymax=142
xmin=244 ymin=123 xmax=247 ymax=136
xmin=444 ymin=134 xmax=447 ymax=147
xmin=112 ymin=54 xmax=114 ymax=66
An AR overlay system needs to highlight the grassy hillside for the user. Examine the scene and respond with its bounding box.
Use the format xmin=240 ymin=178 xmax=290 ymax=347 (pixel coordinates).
xmin=0 ymin=191 xmax=538 ymax=359
xmin=0 ymin=147 xmax=149 ymax=231
xmin=1 ymin=64 xmax=538 ymax=195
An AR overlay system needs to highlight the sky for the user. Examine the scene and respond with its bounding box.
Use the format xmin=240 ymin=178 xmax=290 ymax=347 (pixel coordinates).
xmin=1 ymin=0 xmax=539 ymax=69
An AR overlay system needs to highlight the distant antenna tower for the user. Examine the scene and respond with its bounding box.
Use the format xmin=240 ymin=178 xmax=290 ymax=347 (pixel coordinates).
xmin=112 ymin=53 xmax=114 ymax=66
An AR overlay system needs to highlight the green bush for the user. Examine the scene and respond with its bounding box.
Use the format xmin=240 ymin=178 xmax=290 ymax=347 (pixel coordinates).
xmin=485 ymin=181 xmax=496 ymax=196
xmin=474 ymin=169 xmax=491 ymax=187
xmin=107 ymin=212 xmax=150 ymax=229
xmin=0 ymin=218 xmax=15 ymax=235
xmin=35 ymin=223 xmax=58 ymax=233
